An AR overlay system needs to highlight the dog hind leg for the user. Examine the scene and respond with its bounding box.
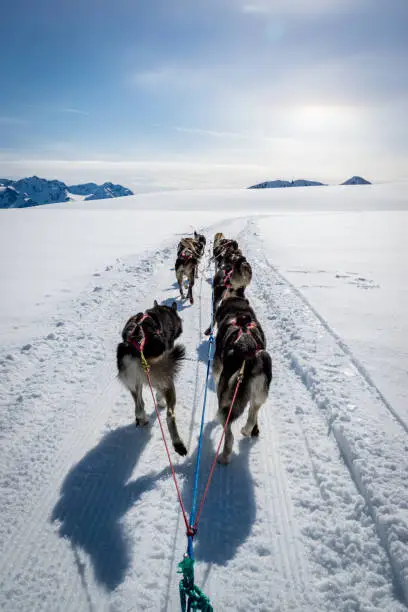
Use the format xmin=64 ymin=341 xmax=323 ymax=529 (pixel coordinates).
xmin=187 ymin=269 xmax=195 ymax=304
xmin=163 ymin=383 xmax=187 ymax=456
xmin=241 ymin=374 xmax=269 ymax=437
xmin=212 ymin=355 xmax=223 ymax=385
xmin=131 ymin=384 xmax=149 ymax=427
xmin=218 ymin=421 xmax=234 ymax=464
xmin=155 ymin=389 xmax=166 ymax=409
xmin=241 ymin=402 xmax=261 ymax=437
xmin=176 ymin=268 xmax=185 ymax=299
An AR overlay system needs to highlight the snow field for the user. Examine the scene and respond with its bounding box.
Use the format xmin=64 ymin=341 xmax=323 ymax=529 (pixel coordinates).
xmin=0 ymin=185 xmax=407 ymax=611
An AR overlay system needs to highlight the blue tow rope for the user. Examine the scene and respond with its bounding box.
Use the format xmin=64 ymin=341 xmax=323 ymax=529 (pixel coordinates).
xmin=178 ymin=254 xmax=215 ymax=611
xmin=188 ymin=256 xmax=215 ymax=556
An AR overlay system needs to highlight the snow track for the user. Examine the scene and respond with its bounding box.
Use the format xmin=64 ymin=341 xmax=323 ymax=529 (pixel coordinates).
xmin=1 ymin=216 xmax=407 ymax=611
xmin=242 ymin=219 xmax=408 ymax=609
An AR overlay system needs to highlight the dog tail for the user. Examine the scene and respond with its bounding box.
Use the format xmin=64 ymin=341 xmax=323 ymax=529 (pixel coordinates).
xmin=116 ymin=341 xmax=138 ymax=372
xmin=238 ymin=349 xmax=272 ymax=396
xmin=160 ymin=343 xmax=186 ymax=378
xmin=255 ymin=349 xmax=273 ymax=387
xmin=232 ymin=343 xmax=272 ymax=387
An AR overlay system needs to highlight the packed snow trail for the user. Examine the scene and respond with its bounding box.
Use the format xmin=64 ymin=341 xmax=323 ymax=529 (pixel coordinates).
xmin=0 ymin=217 xmax=407 ymax=611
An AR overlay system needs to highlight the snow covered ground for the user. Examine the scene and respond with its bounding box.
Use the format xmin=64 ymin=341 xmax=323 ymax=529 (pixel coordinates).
xmin=1 ymin=183 xmax=407 ymax=611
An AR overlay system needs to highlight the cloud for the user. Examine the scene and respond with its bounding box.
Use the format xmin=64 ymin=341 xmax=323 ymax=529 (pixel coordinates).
xmin=172 ymin=125 xmax=294 ymax=145
xmin=242 ymin=4 xmax=270 ymax=14
xmin=1 ymin=144 xmax=407 ymax=192
xmin=0 ymin=158 xmax=268 ymax=191
xmin=60 ymin=108 xmax=89 ymax=116
xmin=173 ymin=126 xmax=251 ymax=140
xmin=241 ymin=0 xmax=367 ymax=16
xmin=130 ymin=66 xmax=211 ymax=91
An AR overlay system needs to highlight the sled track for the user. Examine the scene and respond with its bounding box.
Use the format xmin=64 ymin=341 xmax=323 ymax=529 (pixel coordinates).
xmin=0 ymin=246 xmax=179 ymax=608
xmin=262 ymin=250 xmax=408 ymax=437
xmin=243 ymin=220 xmax=408 ymax=606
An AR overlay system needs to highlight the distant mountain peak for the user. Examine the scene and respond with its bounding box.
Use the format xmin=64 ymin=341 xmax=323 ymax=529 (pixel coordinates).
xmin=68 ymin=181 xmax=133 ymax=200
xmin=341 ymin=176 xmax=371 ymax=185
xmin=248 ymin=178 xmax=325 ymax=189
xmin=0 ymin=176 xmax=134 ymax=208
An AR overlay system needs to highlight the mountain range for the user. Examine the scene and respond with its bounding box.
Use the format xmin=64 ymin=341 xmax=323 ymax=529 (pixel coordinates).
xmin=248 ymin=176 xmax=371 ymax=189
xmin=0 ymin=176 xmax=133 ymax=209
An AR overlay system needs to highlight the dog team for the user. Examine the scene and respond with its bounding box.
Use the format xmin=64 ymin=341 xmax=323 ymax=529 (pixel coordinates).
xmin=116 ymin=231 xmax=272 ymax=464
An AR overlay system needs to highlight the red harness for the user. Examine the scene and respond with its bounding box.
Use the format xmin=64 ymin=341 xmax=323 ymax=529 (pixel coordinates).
xmin=125 ymin=313 xmax=161 ymax=353
xmin=180 ymin=249 xmax=193 ymax=262
xmin=229 ymin=318 xmax=262 ymax=354
xmin=223 ymin=269 xmax=233 ymax=288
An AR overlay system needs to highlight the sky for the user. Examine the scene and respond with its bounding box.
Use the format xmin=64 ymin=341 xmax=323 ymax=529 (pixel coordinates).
xmin=1 ymin=0 xmax=408 ymax=191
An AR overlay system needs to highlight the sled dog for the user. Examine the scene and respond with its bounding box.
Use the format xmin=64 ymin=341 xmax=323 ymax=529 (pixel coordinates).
xmin=212 ymin=298 xmax=272 ymax=464
xmin=117 ymin=300 xmax=187 ymax=456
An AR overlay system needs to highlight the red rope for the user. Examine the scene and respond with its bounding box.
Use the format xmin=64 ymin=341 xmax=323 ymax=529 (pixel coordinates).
xmin=193 ymin=362 xmax=245 ymax=530
xmin=142 ymin=362 xmax=192 ymax=535
xmin=141 ymin=348 xmax=245 ymax=539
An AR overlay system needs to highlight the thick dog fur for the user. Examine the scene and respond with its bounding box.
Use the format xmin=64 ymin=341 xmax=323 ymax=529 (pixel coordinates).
xmin=205 ymin=256 xmax=253 ymax=334
xmin=178 ymin=231 xmax=206 ymax=260
xmin=175 ymin=232 xmax=206 ymax=304
xmin=213 ymin=238 xmax=241 ymax=272
xmin=213 ymin=232 xmax=224 ymax=253
xmin=212 ymin=300 xmax=272 ymax=464
xmin=117 ymin=300 xmax=188 ymax=456
xmin=193 ymin=231 xmax=206 ymax=257
xmin=175 ymin=249 xmax=198 ymax=304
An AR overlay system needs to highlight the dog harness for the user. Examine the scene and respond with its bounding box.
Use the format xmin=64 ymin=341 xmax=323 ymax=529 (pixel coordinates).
xmin=228 ymin=318 xmax=263 ymax=355
xmin=223 ymin=269 xmax=233 ymax=288
xmin=124 ymin=312 xmax=162 ymax=353
xmin=180 ymin=249 xmax=193 ymax=262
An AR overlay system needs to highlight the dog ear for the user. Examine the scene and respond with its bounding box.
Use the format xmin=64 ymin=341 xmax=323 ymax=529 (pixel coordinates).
xmin=194 ymin=231 xmax=198 ymax=238
xmin=171 ymin=301 xmax=178 ymax=312
xmin=154 ymin=299 xmax=159 ymax=307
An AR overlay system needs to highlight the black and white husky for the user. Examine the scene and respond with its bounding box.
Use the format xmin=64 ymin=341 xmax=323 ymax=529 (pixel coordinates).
xmin=175 ymin=247 xmax=199 ymax=304
xmin=117 ymin=300 xmax=187 ymax=456
xmin=204 ymin=256 xmax=253 ymax=335
xmin=175 ymin=232 xmax=206 ymax=304
xmin=212 ymin=297 xmax=272 ymax=464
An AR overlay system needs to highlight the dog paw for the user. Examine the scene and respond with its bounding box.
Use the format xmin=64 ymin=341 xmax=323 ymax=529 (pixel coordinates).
xmin=251 ymin=424 xmax=260 ymax=437
xmin=241 ymin=426 xmax=252 ymax=437
xmin=174 ymin=442 xmax=188 ymax=456
xmin=155 ymin=396 xmax=166 ymax=410
xmin=135 ymin=416 xmax=149 ymax=427
xmin=217 ymin=453 xmax=231 ymax=465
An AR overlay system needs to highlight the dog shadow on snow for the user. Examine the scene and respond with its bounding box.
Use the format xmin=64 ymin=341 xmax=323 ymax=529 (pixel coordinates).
xmin=182 ymin=422 xmax=257 ymax=565
xmin=155 ymin=421 xmax=256 ymax=565
xmin=51 ymin=421 xmax=157 ymax=592
xmin=160 ymin=295 xmax=191 ymax=312
xmin=51 ymin=418 xmax=256 ymax=592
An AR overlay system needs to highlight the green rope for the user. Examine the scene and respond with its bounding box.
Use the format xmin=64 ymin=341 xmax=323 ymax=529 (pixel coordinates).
xmin=178 ymin=556 xmax=213 ymax=611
